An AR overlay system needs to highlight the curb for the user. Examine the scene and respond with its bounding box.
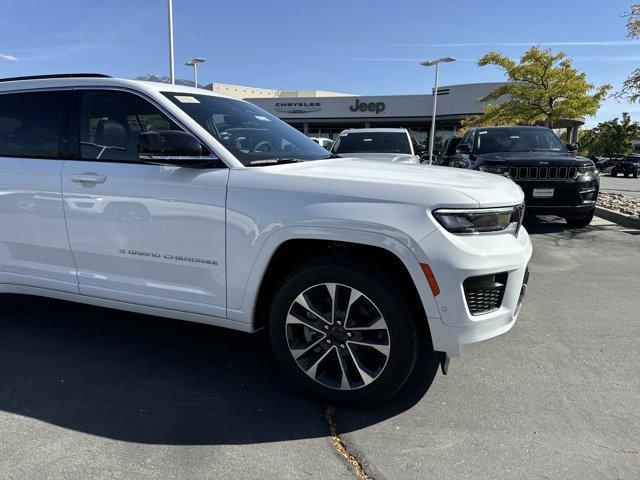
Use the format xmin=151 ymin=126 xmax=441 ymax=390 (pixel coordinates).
xmin=595 ymin=206 xmax=640 ymax=230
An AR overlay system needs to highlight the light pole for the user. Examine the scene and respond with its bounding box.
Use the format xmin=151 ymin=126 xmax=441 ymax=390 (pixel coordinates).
xmin=420 ymin=56 xmax=456 ymax=164
xmin=185 ymin=57 xmax=206 ymax=87
xmin=168 ymin=0 xmax=175 ymax=84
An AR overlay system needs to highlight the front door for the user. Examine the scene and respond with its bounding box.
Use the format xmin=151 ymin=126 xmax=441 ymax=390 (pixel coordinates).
xmin=61 ymin=89 xmax=227 ymax=317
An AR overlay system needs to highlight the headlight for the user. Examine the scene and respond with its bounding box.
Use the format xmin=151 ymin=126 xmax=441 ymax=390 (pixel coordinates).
xmin=433 ymin=204 xmax=525 ymax=235
xmin=577 ymin=164 xmax=596 ymax=174
xmin=479 ymin=165 xmax=510 ymax=175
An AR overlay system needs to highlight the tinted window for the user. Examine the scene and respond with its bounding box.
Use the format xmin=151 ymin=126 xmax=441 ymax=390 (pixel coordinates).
xmin=0 ymin=91 xmax=66 ymax=159
xmin=331 ymin=131 xmax=411 ymax=155
xmin=445 ymin=137 xmax=461 ymax=155
xmin=474 ymin=127 xmax=565 ymax=154
xmin=459 ymin=131 xmax=473 ymax=150
xmin=79 ymin=90 xmax=181 ymax=162
xmin=162 ymin=92 xmax=329 ymax=166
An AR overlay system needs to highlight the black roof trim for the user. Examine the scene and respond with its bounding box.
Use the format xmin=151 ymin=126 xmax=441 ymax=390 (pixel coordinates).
xmin=0 ymin=73 xmax=111 ymax=83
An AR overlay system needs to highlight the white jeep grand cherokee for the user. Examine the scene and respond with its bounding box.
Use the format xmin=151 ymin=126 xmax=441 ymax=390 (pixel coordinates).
xmin=0 ymin=74 xmax=531 ymax=404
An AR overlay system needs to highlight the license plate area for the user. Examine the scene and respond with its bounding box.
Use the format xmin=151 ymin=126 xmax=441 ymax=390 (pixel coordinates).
xmin=533 ymin=188 xmax=554 ymax=198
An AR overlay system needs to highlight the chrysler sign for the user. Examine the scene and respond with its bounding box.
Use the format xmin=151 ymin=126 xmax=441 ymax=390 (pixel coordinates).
xmin=272 ymin=98 xmax=387 ymax=115
xmin=274 ymin=101 xmax=321 ymax=113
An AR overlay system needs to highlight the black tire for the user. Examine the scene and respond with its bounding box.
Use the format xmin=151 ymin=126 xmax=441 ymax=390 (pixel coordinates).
xmin=624 ymin=173 xmax=630 ymax=178
xmin=268 ymin=256 xmax=422 ymax=405
xmin=565 ymin=209 xmax=595 ymax=228
xmin=610 ymin=171 xmax=617 ymax=177
xmin=634 ymin=173 xmax=638 ymax=179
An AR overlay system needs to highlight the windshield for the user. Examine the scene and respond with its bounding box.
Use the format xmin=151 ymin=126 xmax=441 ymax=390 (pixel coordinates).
xmin=331 ymin=131 xmax=412 ymax=155
xmin=162 ymin=93 xmax=330 ymax=165
xmin=474 ymin=128 xmax=565 ymax=154
xmin=624 ymin=156 xmax=640 ymax=163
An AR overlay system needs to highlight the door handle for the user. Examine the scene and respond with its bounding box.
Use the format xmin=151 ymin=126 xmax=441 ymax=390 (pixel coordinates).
xmin=71 ymin=174 xmax=106 ymax=185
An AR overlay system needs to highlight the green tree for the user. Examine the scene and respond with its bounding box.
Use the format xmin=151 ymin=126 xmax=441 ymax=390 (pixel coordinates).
xmin=619 ymin=5 xmax=640 ymax=102
xmin=578 ymin=128 xmax=603 ymax=157
xmin=580 ymin=113 xmax=640 ymax=157
xmin=464 ymin=47 xmax=611 ymax=128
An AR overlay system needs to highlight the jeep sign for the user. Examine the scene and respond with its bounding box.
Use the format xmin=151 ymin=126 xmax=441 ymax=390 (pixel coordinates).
xmin=349 ymin=99 xmax=385 ymax=114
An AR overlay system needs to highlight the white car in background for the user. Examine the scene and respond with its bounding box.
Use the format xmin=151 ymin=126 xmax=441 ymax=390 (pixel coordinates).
xmin=330 ymin=128 xmax=422 ymax=164
xmin=309 ymin=137 xmax=334 ymax=150
xmin=0 ymin=74 xmax=531 ymax=404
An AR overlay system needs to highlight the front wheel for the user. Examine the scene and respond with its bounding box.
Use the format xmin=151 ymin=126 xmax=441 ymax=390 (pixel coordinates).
xmin=268 ymin=257 xmax=422 ymax=405
xmin=565 ymin=209 xmax=595 ymax=228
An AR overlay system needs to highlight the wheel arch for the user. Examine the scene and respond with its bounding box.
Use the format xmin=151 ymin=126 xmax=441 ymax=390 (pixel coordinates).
xmin=228 ymin=227 xmax=441 ymax=338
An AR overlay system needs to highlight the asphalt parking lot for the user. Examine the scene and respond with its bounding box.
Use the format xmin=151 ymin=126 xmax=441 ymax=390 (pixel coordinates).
xmin=1 ymin=216 xmax=639 ymax=480
xmin=601 ymin=174 xmax=640 ymax=198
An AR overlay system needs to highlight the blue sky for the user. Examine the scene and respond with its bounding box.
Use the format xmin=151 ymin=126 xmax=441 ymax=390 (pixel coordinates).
xmin=1 ymin=0 xmax=639 ymax=127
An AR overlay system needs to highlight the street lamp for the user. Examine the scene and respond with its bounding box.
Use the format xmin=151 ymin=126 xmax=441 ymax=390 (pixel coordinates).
xmin=185 ymin=57 xmax=206 ymax=87
xmin=420 ymin=56 xmax=456 ymax=164
xmin=168 ymin=0 xmax=175 ymax=84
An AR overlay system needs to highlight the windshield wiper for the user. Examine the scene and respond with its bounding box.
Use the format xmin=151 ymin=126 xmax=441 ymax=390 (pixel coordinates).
xmin=249 ymin=158 xmax=307 ymax=166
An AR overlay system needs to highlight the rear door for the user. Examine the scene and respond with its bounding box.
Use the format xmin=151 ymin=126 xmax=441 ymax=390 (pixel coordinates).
xmin=61 ymin=89 xmax=227 ymax=317
xmin=0 ymin=89 xmax=78 ymax=293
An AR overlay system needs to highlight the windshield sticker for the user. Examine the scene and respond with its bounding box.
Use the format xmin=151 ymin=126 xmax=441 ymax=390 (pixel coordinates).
xmin=510 ymin=136 xmax=520 ymax=139
xmin=254 ymin=115 xmax=271 ymax=122
xmin=479 ymin=131 xmax=487 ymax=135
xmin=174 ymin=95 xmax=200 ymax=103
xmin=363 ymin=138 xmax=373 ymax=142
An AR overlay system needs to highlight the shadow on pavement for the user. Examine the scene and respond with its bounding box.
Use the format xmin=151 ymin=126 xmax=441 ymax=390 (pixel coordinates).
xmin=523 ymin=214 xmax=605 ymax=238
xmin=0 ymin=295 xmax=438 ymax=445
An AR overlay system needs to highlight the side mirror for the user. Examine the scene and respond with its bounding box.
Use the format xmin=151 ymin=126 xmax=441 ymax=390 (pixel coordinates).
xmin=138 ymin=131 xmax=219 ymax=168
xmin=456 ymin=143 xmax=471 ymax=154
xmin=566 ymin=143 xmax=578 ymax=153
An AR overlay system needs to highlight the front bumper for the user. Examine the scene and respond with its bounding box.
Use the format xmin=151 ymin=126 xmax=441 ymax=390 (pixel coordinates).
xmin=518 ymin=179 xmax=599 ymax=215
xmin=416 ymin=225 xmax=533 ymax=356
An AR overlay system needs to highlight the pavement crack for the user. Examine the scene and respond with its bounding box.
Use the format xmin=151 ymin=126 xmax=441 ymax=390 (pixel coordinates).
xmin=324 ymin=405 xmax=374 ymax=480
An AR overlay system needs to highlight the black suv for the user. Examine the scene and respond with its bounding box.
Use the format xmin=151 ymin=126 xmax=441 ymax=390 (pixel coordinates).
xmin=611 ymin=155 xmax=639 ymax=178
xmin=454 ymin=126 xmax=599 ymax=227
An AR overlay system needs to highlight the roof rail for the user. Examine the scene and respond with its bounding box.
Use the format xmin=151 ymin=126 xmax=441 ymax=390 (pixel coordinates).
xmin=0 ymin=73 xmax=111 ymax=83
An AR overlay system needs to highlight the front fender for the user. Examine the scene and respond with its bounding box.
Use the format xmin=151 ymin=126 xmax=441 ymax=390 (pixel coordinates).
xmin=225 ymin=225 xmax=442 ymax=329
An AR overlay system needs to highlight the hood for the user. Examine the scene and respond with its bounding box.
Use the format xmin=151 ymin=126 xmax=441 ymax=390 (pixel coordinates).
xmin=477 ymin=151 xmax=591 ymax=166
xmin=232 ymin=158 xmax=524 ymax=209
xmin=341 ymin=152 xmax=419 ymax=164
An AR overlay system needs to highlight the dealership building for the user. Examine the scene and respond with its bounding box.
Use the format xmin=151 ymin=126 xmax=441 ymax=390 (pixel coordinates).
xmin=204 ymin=81 xmax=583 ymax=144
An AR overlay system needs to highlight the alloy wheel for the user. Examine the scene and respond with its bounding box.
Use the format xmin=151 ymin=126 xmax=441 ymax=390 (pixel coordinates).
xmin=285 ymin=283 xmax=390 ymax=390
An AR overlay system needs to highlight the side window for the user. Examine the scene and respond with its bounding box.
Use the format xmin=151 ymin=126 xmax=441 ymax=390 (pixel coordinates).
xmin=0 ymin=91 xmax=66 ymax=159
xmin=460 ymin=131 xmax=474 ymax=151
xmin=79 ymin=90 xmax=180 ymax=162
xmin=408 ymin=131 xmax=422 ymax=153
xmin=467 ymin=131 xmax=475 ymax=151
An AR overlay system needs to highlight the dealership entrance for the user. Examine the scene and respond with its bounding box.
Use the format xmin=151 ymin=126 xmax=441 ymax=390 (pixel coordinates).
xmin=247 ymin=83 xmax=509 ymax=145
xmin=287 ymin=119 xmax=460 ymax=144
xmin=233 ymin=82 xmax=584 ymax=145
